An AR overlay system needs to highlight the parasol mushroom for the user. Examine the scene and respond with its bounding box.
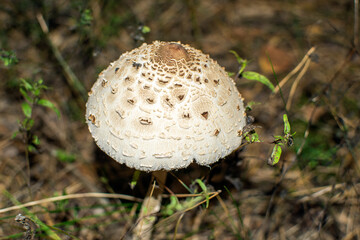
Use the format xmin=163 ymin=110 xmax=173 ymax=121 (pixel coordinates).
xmin=85 ymin=41 xmax=247 ymax=239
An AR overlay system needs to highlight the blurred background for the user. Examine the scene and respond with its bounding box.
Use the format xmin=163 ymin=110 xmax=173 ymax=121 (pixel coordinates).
xmin=0 ymin=0 xmax=359 ymax=239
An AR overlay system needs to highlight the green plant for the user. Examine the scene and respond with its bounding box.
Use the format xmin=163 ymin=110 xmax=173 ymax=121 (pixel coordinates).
xmin=76 ymin=7 xmax=93 ymax=41
xmin=11 ymin=78 xmax=60 ymax=198
xmin=78 ymin=8 xmax=93 ymax=28
xmin=54 ymin=149 xmax=77 ymax=163
xmin=0 ymin=49 xmax=18 ymax=66
xmin=13 ymin=78 xmax=60 ymax=152
xmin=231 ymin=51 xmax=296 ymax=165
xmin=243 ymin=128 xmax=260 ymax=144
xmin=268 ymin=114 xmax=295 ymax=165
xmin=229 ymin=50 xmax=275 ymax=92
xmin=161 ymin=179 xmax=214 ymax=216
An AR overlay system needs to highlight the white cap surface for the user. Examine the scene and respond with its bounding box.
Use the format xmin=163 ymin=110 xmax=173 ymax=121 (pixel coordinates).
xmin=86 ymin=41 xmax=246 ymax=171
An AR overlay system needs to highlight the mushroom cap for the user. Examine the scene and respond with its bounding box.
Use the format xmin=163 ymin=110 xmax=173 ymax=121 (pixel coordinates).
xmin=86 ymin=41 xmax=246 ymax=171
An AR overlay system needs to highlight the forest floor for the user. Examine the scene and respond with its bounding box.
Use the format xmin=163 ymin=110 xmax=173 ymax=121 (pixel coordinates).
xmin=0 ymin=0 xmax=359 ymax=239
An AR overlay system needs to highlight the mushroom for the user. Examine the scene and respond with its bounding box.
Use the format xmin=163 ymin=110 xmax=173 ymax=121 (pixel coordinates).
xmin=85 ymin=41 xmax=247 ymax=239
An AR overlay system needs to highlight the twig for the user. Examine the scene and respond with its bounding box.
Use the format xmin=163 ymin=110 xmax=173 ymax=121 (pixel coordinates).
xmin=36 ymin=13 xmax=87 ymax=106
xmin=173 ymin=212 xmax=185 ymax=240
xmin=0 ymin=192 xmax=142 ymax=214
xmin=294 ymin=183 xmax=346 ymax=201
xmin=274 ymin=47 xmax=316 ymax=94
xmin=285 ymin=58 xmax=311 ymax=110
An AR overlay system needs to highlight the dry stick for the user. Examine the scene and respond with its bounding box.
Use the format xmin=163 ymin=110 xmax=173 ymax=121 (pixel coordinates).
xmin=36 ymin=13 xmax=87 ymax=106
xmin=0 ymin=192 xmax=142 ymax=214
xmin=298 ymin=184 xmax=347 ymax=202
xmin=173 ymin=212 xmax=185 ymax=240
xmin=285 ymin=58 xmax=312 ymax=111
xmin=274 ymin=47 xmax=316 ymax=94
xmin=290 ymin=183 xmax=347 ymax=198
xmin=162 ymin=193 xmax=206 ymax=198
xmin=132 ymin=171 xmax=167 ymax=240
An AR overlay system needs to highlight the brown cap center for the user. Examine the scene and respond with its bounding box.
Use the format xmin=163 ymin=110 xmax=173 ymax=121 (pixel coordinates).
xmin=155 ymin=43 xmax=190 ymax=65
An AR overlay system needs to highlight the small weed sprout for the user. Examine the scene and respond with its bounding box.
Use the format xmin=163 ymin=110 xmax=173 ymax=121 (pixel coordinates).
xmin=11 ymin=78 xmax=60 ymax=197
xmin=131 ymin=24 xmax=151 ymax=43
xmin=229 ymin=50 xmax=275 ymax=92
xmin=230 ymin=50 xmax=295 ymax=165
xmin=79 ymin=9 xmax=93 ymax=27
xmin=77 ymin=8 xmax=93 ymax=38
xmin=0 ymin=49 xmax=18 ymax=66
xmin=13 ymin=78 xmax=60 ymax=152
xmin=162 ymin=179 xmax=212 ymax=216
xmin=268 ymin=114 xmax=296 ymax=165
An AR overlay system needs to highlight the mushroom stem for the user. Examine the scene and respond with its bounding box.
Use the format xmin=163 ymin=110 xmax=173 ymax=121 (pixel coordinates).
xmin=133 ymin=171 xmax=167 ymax=240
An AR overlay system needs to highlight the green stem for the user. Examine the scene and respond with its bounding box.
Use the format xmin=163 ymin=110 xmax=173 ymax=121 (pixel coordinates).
xmin=24 ymin=129 xmax=33 ymax=200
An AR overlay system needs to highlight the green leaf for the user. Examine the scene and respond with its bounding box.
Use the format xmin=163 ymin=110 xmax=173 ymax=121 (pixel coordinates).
xmin=0 ymin=49 xmax=18 ymax=66
xmin=20 ymin=78 xmax=33 ymax=91
xmin=54 ymin=149 xmax=76 ymax=163
xmin=273 ymin=135 xmax=283 ymax=142
xmin=38 ymin=98 xmax=54 ymax=108
xmin=79 ymin=9 xmax=93 ymax=26
xmin=141 ymin=25 xmax=151 ymax=34
xmin=32 ymin=135 xmax=40 ymax=145
xmin=19 ymin=88 xmax=32 ymax=103
xmin=195 ymin=179 xmax=207 ymax=192
xmin=229 ymin=50 xmax=242 ymax=63
xmin=38 ymin=99 xmax=61 ymax=118
xmin=228 ymin=72 xmax=235 ymax=77
xmin=22 ymin=118 xmax=34 ymax=130
xmin=162 ymin=195 xmax=179 ymax=216
xmin=195 ymin=179 xmax=209 ymax=208
xmin=245 ymin=131 xmax=260 ymax=143
xmin=283 ymin=114 xmax=291 ymax=135
xmin=229 ymin=50 xmax=248 ymax=75
xmin=242 ymin=71 xmax=275 ymax=92
xmin=269 ymin=144 xmax=282 ymax=165
xmin=33 ymin=88 xmax=41 ymax=97
xmin=130 ymin=170 xmax=141 ymax=189
xmin=27 ymin=144 xmax=37 ymax=152
xmin=21 ymin=102 xmax=32 ymax=118
xmin=245 ymin=101 xmax=259 ymax=112
xmin=11 ymin=131 xmax=19 ymax=139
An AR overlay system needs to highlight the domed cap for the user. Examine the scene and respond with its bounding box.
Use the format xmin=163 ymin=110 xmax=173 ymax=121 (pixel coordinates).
xmin=86 ymin=41 xmax=246 ymax=171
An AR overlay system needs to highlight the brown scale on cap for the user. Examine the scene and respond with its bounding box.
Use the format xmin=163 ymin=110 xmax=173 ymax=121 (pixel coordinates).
xmin=155 ymin=43 xmax=190 ymax=66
